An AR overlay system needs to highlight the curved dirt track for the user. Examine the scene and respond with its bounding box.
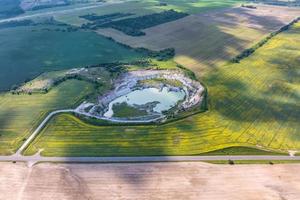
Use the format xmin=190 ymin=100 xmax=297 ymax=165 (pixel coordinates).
xmin=1 ymin=162 xmax=300 ymax=200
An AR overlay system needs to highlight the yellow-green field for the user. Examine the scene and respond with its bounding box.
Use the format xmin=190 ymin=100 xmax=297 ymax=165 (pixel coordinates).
xmin=24 ymin=22 xmax=300 ymax=157
xmin=0 ymin=80 xmax=94 ymax=155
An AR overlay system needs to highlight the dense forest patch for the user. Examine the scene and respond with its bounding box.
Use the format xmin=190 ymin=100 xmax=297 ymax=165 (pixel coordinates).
xmin=0 ymin=20 xmax=33 ymax=29
xmin=82 ymin=10 xmax=188 ymax=36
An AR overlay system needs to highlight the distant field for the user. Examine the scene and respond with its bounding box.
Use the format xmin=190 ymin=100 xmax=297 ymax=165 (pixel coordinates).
xmin=96 ymin=5 xmax=300 ymax=76
xmin=0 ymin=80 xmax=94 ymax=155
xmin=24 ymin=22 xmax=300 ymax=156
xmin=150 ymin=0 xmax=244 ymax=13
xmin=0 ymin=23 xmax=144 ymax=91
xmin=54 ymin=0 xmax=243 ymax=26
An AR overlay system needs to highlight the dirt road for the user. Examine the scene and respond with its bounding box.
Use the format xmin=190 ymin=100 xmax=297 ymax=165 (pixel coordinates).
xmin=1 ymin=162 xmax=300 ymax=200
xmin=2 ymin=154 xmax=300 ymax=164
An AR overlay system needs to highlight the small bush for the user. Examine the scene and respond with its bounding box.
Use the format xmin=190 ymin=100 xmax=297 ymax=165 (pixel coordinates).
xmin=228 ymin=160 xmax=235 ymax=165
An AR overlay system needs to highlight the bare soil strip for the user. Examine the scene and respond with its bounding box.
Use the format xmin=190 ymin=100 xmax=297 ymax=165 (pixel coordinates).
xmin=1 ymin=162 xmax=300 ymax=200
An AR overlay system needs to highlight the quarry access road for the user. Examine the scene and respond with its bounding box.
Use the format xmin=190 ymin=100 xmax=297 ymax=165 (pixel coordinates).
xmin=1 ymin=106 xmax=300 ymax=165
xmin=0 ymin=0 xmax=128 ymax=24
xmin=15 ymin=109 xmax=75 ymax=156
xmin=4 ymin=104 xmax=300 ymax=165
xmin=14 ymin=107 xmax=164 ymax=157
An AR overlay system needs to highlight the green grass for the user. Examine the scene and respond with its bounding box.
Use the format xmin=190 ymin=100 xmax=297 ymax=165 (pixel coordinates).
xmin=17 ymin=69 xmax=72 ymax=93
xmin=0 ymin=80 xmax=95 ymax=155
xmin=24 ymin=22 xmax=300 ymax=157
xmin=18 ymin=65 xmax=114 ymax=95
xmin=199 ymin=146 xmax=286 ymax=156
xmin=112 ymin=103 xmax=148 ymax=118
xmin=0 ymin=23 xmax=144 ymax=91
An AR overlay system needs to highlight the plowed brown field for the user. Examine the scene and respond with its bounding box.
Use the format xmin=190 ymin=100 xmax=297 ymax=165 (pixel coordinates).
xmin=1 ymin=162 xmax=300 ymax=200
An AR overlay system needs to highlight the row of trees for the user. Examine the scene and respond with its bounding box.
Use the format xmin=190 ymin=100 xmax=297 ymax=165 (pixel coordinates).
xmin=0 ymin=20 xmax=33 ymax=29
xmin=232 ymin=17 xmax=300 ymax=63
xmin=248 ymin=0 xmax=300 ymax=7
xmin=137 ymin=48 xmax=175 ymax=61
xmin=81 ymin=10 xmax=188 ymax=36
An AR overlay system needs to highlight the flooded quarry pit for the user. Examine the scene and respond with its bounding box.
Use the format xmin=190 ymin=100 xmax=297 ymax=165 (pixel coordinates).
xmin=104 ymin=87 xmax=186 ymax=118
xmin=76 ymin=69 xmax=205 ymax=123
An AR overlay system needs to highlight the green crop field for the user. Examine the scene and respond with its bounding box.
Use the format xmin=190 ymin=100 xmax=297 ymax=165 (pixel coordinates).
xmin=24 ymin=22 xmax=300 ymax=157
xmin=0 ymin=23 xmax=144 ymax=91
xmin=0 ymin=80 xmax=95 ymax=155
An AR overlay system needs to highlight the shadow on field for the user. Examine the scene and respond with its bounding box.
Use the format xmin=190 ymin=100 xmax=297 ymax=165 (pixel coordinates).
xmin=125 ymin=5 xmax=291 ymax=74
xmin=194 ymin=7 xmax=289 ymax=68
xmin=215 ymin=6 xmax=288 ymax=31
xmin=204 ymin=76 xmax=299 ymax=126
xmin=0 ymin=108 xmax=12 ymax=131
xmin=0 ymin=107 xmax=18 ymax=154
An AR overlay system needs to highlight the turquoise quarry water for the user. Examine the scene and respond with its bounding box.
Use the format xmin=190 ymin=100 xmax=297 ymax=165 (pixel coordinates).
xmin=104 ymin=87 xmax=185 ymax=118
